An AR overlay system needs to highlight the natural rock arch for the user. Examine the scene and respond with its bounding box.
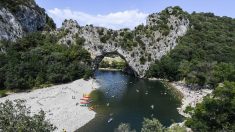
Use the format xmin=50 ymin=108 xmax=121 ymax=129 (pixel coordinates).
xmin=93 ymin=51 xmax=138 ymax=76
xmin=57 ymin=7 xmax=190 ymax=78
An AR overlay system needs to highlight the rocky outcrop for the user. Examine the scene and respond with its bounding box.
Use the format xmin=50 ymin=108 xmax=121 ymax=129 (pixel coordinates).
xmin=0 ymin=0 xmax=55 ymax=41
xmin=0 ymin=7 xmax=23 ymax=41
xmin=57 ymin=7 xmax=190 ymax=78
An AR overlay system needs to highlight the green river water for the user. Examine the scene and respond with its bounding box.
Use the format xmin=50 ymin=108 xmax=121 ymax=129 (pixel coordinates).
xmin=77 ymin=70 xmax=183 ymax=132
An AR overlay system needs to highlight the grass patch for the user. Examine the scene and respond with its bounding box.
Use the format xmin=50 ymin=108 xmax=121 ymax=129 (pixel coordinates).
xmin=0 ymin=90 xmax=8 ymax=97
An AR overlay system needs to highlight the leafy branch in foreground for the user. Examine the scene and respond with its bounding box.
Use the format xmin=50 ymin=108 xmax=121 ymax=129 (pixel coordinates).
xmin=0 ymin=99 xmax=56 ymax=132
xmin=115 ymin=118 xmax=187 ymax=132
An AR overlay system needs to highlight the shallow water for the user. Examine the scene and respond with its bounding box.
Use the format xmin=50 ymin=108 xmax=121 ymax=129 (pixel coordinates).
xmin=78 ymin=70 xmax=183 ymax=132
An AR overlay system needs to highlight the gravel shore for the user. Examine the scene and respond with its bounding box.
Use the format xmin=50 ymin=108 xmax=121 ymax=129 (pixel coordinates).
xmin=170 ymin=81 xmax=212 ymax=117
xmin=0 ymin=79 xmax=99 ymax=132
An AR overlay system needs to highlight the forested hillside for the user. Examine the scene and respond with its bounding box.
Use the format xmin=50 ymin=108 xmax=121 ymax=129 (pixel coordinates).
xmin=0 ymin=32 xmax=92 ymax=91
xmin=147 ymin=12 xmax=235 ymax=88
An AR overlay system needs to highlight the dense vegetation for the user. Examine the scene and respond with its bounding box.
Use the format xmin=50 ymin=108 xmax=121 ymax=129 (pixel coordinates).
xmin=185 ymin=81 xmax=235 ymax=131
xmin=147 ymin=12 xmax=235 ymax=88
xmin=0 ymin=32 xmax=92 ymax=90
xmin=0 ymin=100 xmax=56 ymax=131
xmin=99 ymin=57 xmax=126 ymax=70
xmin=145 ymin=11 xmax=235 ymax=132
xmin=115 ymin=118 xmax=187 ymax=132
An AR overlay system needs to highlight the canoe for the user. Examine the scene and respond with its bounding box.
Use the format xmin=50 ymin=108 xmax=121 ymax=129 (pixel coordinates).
xmin=108 ymin=118 xmax=113 ymax=123
xmin=80 ymin=101 xmax=89 ymax=104
xmin=80 ymin=104 xmax=88 ymax=107
xmin=80 ymin=98 xmax=90 ymax=101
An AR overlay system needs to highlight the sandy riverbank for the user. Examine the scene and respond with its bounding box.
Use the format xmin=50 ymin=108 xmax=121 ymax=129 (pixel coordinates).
xmin=0 ymin=79 xmax=99 ymax=132
xmin=170 ymin=81 xmax=212 ymax=117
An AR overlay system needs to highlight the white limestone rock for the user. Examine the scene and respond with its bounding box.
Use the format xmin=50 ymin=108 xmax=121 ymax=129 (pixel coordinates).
xmin=57 ymin=7 xmax=190 ymax=78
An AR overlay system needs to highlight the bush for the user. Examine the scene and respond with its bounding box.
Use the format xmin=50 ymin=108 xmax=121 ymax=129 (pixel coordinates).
xmin=141 ymin=118 xmax=165 ymax=132
xmin=185 ymin=81 xmax=235 ymax=131
xmin=0 ymin=100 xmax=56 ymax=132
xmin=115 ymin=123 xmax=136 ymax=132
xmin=140 ymin=56 xmax=146 ymax=65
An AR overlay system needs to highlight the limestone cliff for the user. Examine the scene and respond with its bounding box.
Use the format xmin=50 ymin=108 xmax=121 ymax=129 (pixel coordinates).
xmin=56 ymin=7 xmax=190 ymax=77
xmin=0 ymin=0 xmax=55 ymax=41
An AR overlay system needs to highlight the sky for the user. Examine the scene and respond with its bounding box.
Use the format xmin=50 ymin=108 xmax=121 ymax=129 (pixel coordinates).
xmin=35 ymin=0 xmax=235 ymax=29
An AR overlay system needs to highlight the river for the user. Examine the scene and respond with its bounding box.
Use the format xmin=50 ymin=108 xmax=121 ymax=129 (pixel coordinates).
xmin=78 ymin=70 xmax=183 ymax=132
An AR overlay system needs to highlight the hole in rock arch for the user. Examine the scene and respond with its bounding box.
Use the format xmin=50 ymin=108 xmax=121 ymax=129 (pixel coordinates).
xmin=93 ymin=52 xmax=138 ymax=77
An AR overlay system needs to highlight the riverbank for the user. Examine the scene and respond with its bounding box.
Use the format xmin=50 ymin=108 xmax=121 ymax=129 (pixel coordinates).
xmin=169 ymin=81 xmax=212 ymax=117
xmin=0 ymin=79 xmax=99 ymax=132
xmin=148 ymin=78 xmax=212 ymax=117
xmin=99 ymin=68 xmax=122 ymax=71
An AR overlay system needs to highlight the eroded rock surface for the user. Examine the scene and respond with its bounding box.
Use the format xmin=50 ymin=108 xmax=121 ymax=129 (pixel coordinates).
xmin=0 ymin=0 xmax=55 ymax=41
xmin=57 ymin=7 xmax=190 ymax=77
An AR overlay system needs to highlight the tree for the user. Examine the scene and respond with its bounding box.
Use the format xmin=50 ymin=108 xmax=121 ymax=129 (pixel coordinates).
xmin=166 ymin=124 xmax=187 ymax=132
xmin=185 ymin=81 xmax=235 ymax=131
xmin=0 ymin=100 xmax=56 ymax=132
xmin=141 ymin=118 xmax=165 ymax=132
xmin=114 ymin=123 xmax=136 ymax=132
xmin=147 ymin=12 xmax=235 ymax=88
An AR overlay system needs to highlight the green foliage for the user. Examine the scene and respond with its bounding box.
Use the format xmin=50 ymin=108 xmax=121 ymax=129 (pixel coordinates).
xmin=119 ymin=31 xmax=138 ymax=50
xmin=147 ymin=12 xmax=235 ymax=87
xmin=114 ymin=118 xmax=187 ymax=132
xmin=166 ymin=125 xmax=187 ymax=132
xmin=146 ymin=56 xmax=180 ymax=81
xmin=140 ymin=56 xmax=147 ymax=65
xmin=75 ymin=35 xmax=86 ymax=46
xmin=98 ymin=28 xmax=104 ymax=36
xmin=0 ymin=90 xmax=7 ymax=97
xmin=185 ymin=81 xmax=235 ymax=131
xmin=100 ymin=34 xmax=110 ymax=43
xmin=0 ymin=99 xmax=56 ymax=131
xmin=115 ymin=123 xmax=136 ymax=132
xmin=99 ymin=29 xmax=112 ymax=43
xmin=0 ymin=32 xmax=92 ymax=90
xmin=99 ymin=59 xmax=126 ymax=69
xmin=0 ymin=0 xmax=36 ymax=13
xmin=45 ymin=15 xmax=56 ymax=30
xmin=141 ymin=118 xmax=165 ymax=132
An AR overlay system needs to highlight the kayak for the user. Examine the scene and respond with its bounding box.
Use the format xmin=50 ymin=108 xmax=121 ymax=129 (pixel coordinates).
xmin=80 ymin=104 xmax=88 ymax=107
xmin=80 ymin=101 xmax=89 ymax=104
xmin=108 ymin=118 xmax=113 ymax=123
xmin=80 ymin=98 xmax=90 ymax=101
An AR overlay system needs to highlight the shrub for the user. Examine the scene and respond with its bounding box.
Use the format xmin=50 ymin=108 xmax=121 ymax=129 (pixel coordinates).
xmin=141 ymin=118 xmax=164 ymax=132
xmin=185 ymin=81 xmax=235 ymax=131
xmin=0 ymin=100 xmax=56 ymax=131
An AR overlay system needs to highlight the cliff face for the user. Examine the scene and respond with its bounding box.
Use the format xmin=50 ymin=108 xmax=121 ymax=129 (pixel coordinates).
xmin=0 ymin=0 xmax=55 ymax=41
xmin=0 ymin=1 xmax=189 ymax=77
xmin=56 ymin=7 xmax=190 ymax=77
